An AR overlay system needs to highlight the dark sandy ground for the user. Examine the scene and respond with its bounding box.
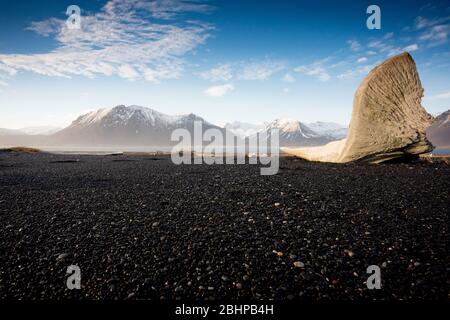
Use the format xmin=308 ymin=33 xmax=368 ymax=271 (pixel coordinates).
xmin=0 ymin=151 xmax=448 ymax=300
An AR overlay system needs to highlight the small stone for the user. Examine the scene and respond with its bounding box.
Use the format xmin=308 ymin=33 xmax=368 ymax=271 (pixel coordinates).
xmin=152 ymin=222 xmax=159 ymax=228
xmin=293 ymin=261 xmax=305 ymax=268
xmin=174 ymin=286 xmax=183 ymax=292
xmin=274 ymin=203 xmax=280 ymax=207
xmin=221 ymin=275 xmax=230 ymax=282
xmin=57 ymin=253 xmax=69 ymax=260
xmin=235 ymin=283 xmax=243 ymax=289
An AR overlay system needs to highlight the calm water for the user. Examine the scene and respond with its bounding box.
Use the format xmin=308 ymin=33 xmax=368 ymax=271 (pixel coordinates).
xmin=39 ymin=146 xmax=271 ymax=155
xmin=431 ymin=148 xmax=450 ymax=155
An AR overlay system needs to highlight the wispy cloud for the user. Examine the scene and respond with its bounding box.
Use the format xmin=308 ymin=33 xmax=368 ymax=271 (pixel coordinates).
xmin=347 ymin=39 xmax=361 ymax=52
xmin=198 ymin=64 xmax=233 ymax=82
xmin=414 ymin=16 xmax=450 ymax=30
xmin=239 ymin=61 xmax=285 ymax=80
xmin=198 ymin=60 xmax=285 ymax=82
xmin=424 ymin=89 xmax=450 ymax=100
xmin=0 ymin=0 xmax=213 ymax=84
xmin=294 ymin=64 xmax=330 ymax=82
xmin=204 ymin=83 xmax=234 ymax=97
xmin=282 ymin=73 xmax=295 ymax=83
xmin=337 ymin=62 xmax=379 ymax=81
xmin=357 ymin=57 xmax=367 ymax=63
xmin=419 ymin=24 xmax=450 ymax=47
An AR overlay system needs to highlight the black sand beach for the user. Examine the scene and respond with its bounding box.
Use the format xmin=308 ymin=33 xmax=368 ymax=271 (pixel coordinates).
xmin=0 ymin=152 xmax=448 ymax=300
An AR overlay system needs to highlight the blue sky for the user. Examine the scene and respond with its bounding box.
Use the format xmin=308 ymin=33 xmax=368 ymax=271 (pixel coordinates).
xmin=0 ymin=0 xmax=449 ymax=129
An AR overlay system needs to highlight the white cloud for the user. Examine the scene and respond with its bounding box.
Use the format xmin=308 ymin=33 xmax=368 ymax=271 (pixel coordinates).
xmin=424 ymin=90 xmax=450 ymax=100
xmin=419 ymin=24 xmax=450 ymax=47
xmin=199 ymin=60 xmax=285 ymax=82
xmin=117 ymin=64 xmax=140 ymax=80
xmin=0 ymin=0 xmax=213 ymax=84
xmin=204 ymin=84 xmax=234 ymax=97
xmin=294 ymin=64 xmax=330 ymax=82
xmin=199 ymin=64 xmax=233 ymax=82
xmin=357 ymin=57 xmax=368 ymax=63
xmin=415 ymin=16 xmax=450 ymax=30
xmin=337 ymin=63 xmax=378 ymax=80
xmin=347 ymin=39 xmax=361 ymax=52
xmin=403 ymin=44 xmax=419 ymax=52
xmin=282 ymin=73 xmax=295 ymax=83
xmin=26 ymin=18 xmax=62 ymax=37
xmin=239 ymin=61 xmax=285 ymax=80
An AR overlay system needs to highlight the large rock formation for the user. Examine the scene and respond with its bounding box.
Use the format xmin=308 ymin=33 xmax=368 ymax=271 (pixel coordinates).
xmin=283 ymin=53 xmax=434 ymax=163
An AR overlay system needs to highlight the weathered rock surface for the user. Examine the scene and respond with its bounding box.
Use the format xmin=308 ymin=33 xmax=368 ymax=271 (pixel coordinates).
xmin=283 ymin=53 xmax=434 ymax=163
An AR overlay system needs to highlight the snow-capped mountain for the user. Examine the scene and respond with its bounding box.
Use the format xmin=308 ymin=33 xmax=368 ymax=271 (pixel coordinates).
xmin=1 ymin=105 xmax=348 ymax=148
xmin=427 ymin=109 xmax=450 ymax=148
xmin=251 ymin=118 xmax=334 ymax=146
xmin=306 ymin=121 xmax=348 ymax=139
xmin=224 ymin=121 xmax=265 ymax=138
xmin=51 ymin=105 xmax=224 ymax=146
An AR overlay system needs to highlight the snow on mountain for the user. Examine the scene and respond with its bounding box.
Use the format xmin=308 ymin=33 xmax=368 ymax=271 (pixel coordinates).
xmin=70 ymin=105 xmax=208 ymax=129
xmin=265 ymin=118 xmax=319 ymax=138
xmin=52 ymin=105 xmax=222 ymax=146
xmin=248 ymin=118 xmax=333 ymax=147
xmin=224 ymin=118 xmax=343 ymax=146
xmin=20 ymin=126 xmax=61 ymax=135
xmin=1 ymin=105 xmax=349 ymax=148
xmin=306 ymin=121 xmax=348 ymax=139
xmin=224 ymin=121 xmax=265 ymax=138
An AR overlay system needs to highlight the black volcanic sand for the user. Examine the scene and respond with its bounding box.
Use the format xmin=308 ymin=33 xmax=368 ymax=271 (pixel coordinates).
xmin=0 ymin=152 xmax=448 ymax=300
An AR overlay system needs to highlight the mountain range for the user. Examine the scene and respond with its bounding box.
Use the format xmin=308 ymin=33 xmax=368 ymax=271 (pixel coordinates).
xmin=0 ymin=104 xmax=349 ymax=148
xmin=2 ymin=105 xmax=448 ymax=149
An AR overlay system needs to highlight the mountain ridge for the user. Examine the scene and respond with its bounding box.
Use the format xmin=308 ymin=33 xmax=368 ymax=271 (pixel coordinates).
xmin=1 ymin=105 xmax=349 ymax=147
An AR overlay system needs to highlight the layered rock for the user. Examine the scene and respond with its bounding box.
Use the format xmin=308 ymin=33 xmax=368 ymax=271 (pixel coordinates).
xmin=283 ymin=52 xmax=434 ymax=163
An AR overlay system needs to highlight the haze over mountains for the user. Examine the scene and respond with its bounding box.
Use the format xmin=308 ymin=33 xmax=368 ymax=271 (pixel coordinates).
xmin=0 ymin=105 xmax=348 ymax=148
xmin=0 ymin=104 xmax=447 ymax=149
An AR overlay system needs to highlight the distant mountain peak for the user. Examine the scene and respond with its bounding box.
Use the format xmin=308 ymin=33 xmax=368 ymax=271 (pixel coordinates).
xmin=70 ymin=105 xmax=206 ymax=129
xmin=52 ymin=105 xmax=221 ymax=146
xmin=267 ymin=118 xmax=303 ymax=133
